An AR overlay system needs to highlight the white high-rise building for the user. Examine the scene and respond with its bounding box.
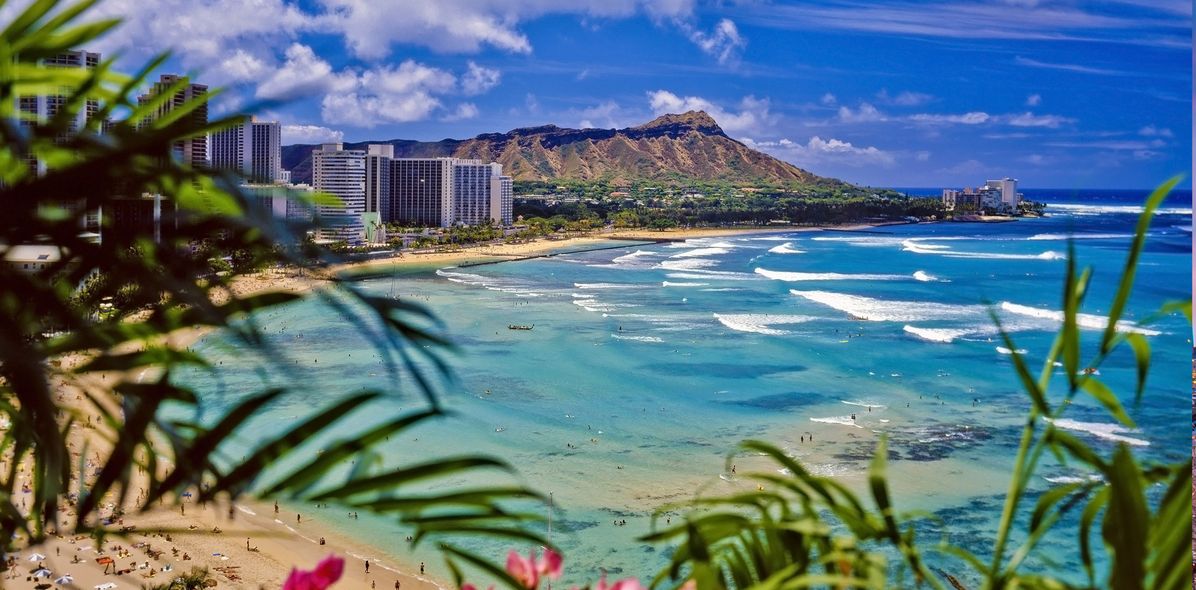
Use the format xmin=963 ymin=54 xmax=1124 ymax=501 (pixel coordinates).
xmin=138 ymin=74 xmax=208 ymax=169
xmin=452 ymin=160 xmax=508 ymax=226
xmin=498 ymin=175 xmax=513 ymax=226
xmin=18 ymin=50 xmax=102 ymax=176
xmin=365 ymin=144 xmax=394 ymax=219
xmin=210 ymin=117 xmax=282 ymax=183
xmin=985 ymin=178 xmax=1020 ymax=210
xmin=312 ymin=143 xmax=366 ymax=243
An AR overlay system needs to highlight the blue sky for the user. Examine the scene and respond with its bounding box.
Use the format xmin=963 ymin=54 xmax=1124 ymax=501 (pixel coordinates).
xmin=23 ymin=0 xmax=1192 ymax=188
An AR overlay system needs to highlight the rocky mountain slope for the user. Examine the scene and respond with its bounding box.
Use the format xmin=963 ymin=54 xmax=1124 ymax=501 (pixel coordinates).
xmin=281 ymin=111 xmax=841 ymax=186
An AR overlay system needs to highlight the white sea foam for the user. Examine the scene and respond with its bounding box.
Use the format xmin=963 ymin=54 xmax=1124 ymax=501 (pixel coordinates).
xmin=666 ymin=271 xmax=760 ymax=281
xmin=999 ymin=301 xmax=1161 ymax=336
xmin=790 ymin=290 xmax=983 ymax=322
xmin=1043 ymin=474 xmax=1104 ymax=485
xmin=841 ymin=400 xmax=886 ymax=409
xmin=768 ymin=242 xmax=806 ymax=254
xmin=611 ymin=250 xmax=657 ymax=264
xmin=810 ymin=236 xmax=908 ymax=246
xmin=912 ymin=270 xmax=943 ymax=282
xmin=611 ymin=334 xmax=664 ymax=343
xmin=658 ymin=258 xmax=719 ymax=271
xmin=1047 ymin=203 xmax=1192 ymax=216
xmin=574 ymin=282 xmax=640 ymax=289
xmin=701 ymin=287 xmax=744 ymax=292
xmin=571 ymin=293 xmax=596 ymax=299
xmin=749 ymin=236 xmax=796 ymax=242
xmin=996 ymin=346 xmax=1027 ymax=355
xmin=713 ymin=313 xmax=816 ymax=335
xmin=436 ymin=269 xmax=552 ymax=297
xmin=573 ymin=300 xmax=618 ymax=313
xmin=755 ymin=267 xmax=907 ymax=282
xmin=1046 ymin=418 xmax=1149 ymax=446
xmin=809 ymin=415 xmax=863 ymax=428
xmin=662 ymin=281 xmax=709 ymax=287
xmin=671 ymin=247 xmax=731 ymax=258
xmin=902 ymin=239 xmax=1064 ymax=260
xmin=1027 ymin=232 xmax=1134 ymax=241
xmin=903 ymin=325 xmax=971 ymax=343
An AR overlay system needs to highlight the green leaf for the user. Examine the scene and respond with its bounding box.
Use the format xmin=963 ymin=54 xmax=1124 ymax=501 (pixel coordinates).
xmin=1124 ymin=333 xmax=1151 ymax=405
xmin=1079 ymin=378 xmax=1135 ymax=428
xmin=1101 ymin=444 xmax=1147 ymax=590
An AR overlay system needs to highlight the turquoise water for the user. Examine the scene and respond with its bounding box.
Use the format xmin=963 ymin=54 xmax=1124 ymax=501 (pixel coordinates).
xmin=182 ymin=197 xmax=1192 ymax=586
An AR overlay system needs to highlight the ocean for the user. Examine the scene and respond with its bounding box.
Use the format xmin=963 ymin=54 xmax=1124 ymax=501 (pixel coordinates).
xmin=179 ymin=188 xmax=1192 ymax=586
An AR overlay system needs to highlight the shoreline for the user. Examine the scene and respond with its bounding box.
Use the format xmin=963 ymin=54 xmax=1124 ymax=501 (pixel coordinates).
xmin=17 ymin=221 xmax=908 ymax=589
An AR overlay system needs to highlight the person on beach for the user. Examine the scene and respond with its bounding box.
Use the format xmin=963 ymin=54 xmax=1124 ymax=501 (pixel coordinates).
xmin=365 ymin=560 xmax=370 ymax=574
xmin=420 ymin=562 xmax=424 ymax=575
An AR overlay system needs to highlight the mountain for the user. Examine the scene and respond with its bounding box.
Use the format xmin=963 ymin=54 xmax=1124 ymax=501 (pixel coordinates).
xmin=281 ymin=111 xmax=842 ymax=187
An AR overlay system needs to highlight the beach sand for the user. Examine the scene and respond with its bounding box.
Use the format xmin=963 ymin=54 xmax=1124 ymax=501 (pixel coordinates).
xmin=12 ymin=224 xmax=886 ymax=590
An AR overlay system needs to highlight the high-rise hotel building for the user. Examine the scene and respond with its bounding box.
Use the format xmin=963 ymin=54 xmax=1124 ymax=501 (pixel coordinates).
xmin=452 ymin=160 xmax=509 ymax=226
xmin=312 ymin=143 xmax=366 ymax=243
xmin=210 ymin=117 xmax=282 ymax=183
xmin=138 ymin=74 xmax=208 ymax=169
xmin=17 ymin=50 xmax=102 ymax=177
xmin=389 ymin=157 xmax=454 ymax=228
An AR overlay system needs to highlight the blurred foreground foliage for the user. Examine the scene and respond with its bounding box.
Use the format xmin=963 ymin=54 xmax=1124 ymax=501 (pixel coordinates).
xmin=0 ymin=0 xmax=546 ymax=574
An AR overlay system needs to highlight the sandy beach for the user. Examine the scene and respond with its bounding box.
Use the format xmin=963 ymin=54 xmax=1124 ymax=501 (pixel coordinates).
xmin=13 ymin=224 xmax=885 ymax=590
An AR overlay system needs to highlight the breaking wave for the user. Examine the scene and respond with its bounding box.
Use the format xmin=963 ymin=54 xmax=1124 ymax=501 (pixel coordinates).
xmin=999 ymin=301 xmax=1161 ymax=336
xmin=713 ymin=313 xmax=817 ymax=335
xmin=903 ymin=325 xmax=971 ymax=343
xmin=755 ymin=268 xmax=907 ymax=282
xmin=768 ymin=242 xmax=806 ymax=254
xmin=611 ymin=334 xmax=664 ymax=343
xmin=1046 ymin=418 xmax=1149 ymax=446
xmin=789 ymin=290 xmax=984 ymax=322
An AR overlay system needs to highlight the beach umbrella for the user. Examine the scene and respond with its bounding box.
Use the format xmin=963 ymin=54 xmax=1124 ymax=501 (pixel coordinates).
xmin=28 ymin=553 xmax=46 ymax=562
xmin=33 ymin=567 xmax=52 ymax=578
xmin=55 ymin=574 xmax=73 ymax=584
xmin=95 ymin=583 xmax=117 ymax=590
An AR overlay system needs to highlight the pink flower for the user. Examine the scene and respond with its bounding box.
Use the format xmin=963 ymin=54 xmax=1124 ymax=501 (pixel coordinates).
xmin=538 ymin=549 xmax=562 ymax=580
xmin=505 ymin=548 xmax=562 ymax=588
xmin=284 ymin=555 xmax=345 ymax=590
xmin=507 ymin=550 xmax=538 ymax=589
xmin=594 ymin=573 xmax=645 ymax=590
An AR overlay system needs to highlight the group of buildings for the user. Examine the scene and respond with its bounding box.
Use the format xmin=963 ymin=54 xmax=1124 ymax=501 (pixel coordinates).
xmin=306 ymin=143 xmax=513 ymax=244
xmin=12 ymin=49 xmax=514 ymax=255
xmin=941 ymin=178 xmax=1023 ymax=215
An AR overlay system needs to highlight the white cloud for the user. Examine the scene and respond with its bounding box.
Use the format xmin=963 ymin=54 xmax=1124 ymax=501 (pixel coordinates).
xmin=876 ymin=89 xmax=934 ymax=106
xmin=909 ymin=112 xmax=990 ymax=125
xmin=744 ymin=135 xmax=896 ymax=168
xmin=253 ymin=47 xmax=484 ymax=127
xmin=1047 ymin=139 xmax=1166 ymax=150
xmin=462 ymin=62 xmax=501 ymax=95
xmin=1025 ymin=93 xmax=1042 ymax=106
xmin=441 ymin=103 xmax=480 ymax=122
xmin=281 ymin=124 xmax=343 ymax=145
xmin=525 ymin=93 xmax=541 ymax=114
xmin=321 ymin=61 xmax=455 ymax=127
xmin=820 ymin=93 xmax=837 ymax=106
xmin=1138 ymin=125 xmax=1173 ymax=137
xmin=837 ymin=103 xmax=886 ymax=123
xmin=647 ymin=90 xmax=776 ymax=134
xmin=256 ymin=44 xmax=353 ymax=101
xmin=1014 ymin=56 xmax=1131 ymax=76
xmin=915 ymin=150 xmax=931 ymax=161
xmin=1003 ymin=112 xmax=1073 ymax=128
xmin=320 ymin=0 xmax=695 ymax=59
xmin=219 ymin=49 xmax=271 ymax=83
xmin=576 ymin=101 xmax=624 ymax=129
xmin=682 ymin=18 xmax=747 ymax=65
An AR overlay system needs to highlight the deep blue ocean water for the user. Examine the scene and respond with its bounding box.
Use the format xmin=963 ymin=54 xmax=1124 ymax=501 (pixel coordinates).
xmin=180 ymin=189 xmax=1192 ymax=586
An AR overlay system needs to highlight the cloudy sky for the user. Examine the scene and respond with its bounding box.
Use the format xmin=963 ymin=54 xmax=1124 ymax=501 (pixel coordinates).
xmin=17 ymin=0 xmax=1193 ymax=188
